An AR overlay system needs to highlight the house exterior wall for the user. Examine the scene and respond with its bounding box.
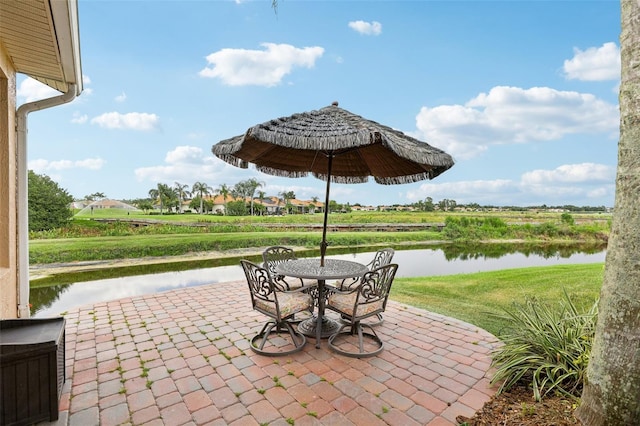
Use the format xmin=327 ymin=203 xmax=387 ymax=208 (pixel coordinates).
xmin=0 ymin=46 xmax=18 ymax=318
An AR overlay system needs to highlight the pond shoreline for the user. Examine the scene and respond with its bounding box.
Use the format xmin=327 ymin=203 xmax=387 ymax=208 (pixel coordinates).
xmin=28 ymin=238 xmax=597 ymax=281
xmin=29 ymin=240 xmax=460 ymax=280
xmin=28 ymin=246 xmax=271 ymax=280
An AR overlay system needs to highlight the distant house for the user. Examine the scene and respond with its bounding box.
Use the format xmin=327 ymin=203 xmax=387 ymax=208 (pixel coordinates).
xmin=200 ymin=195 xmax=324 ymax=215
xmin=202 ymin=194 xmax=250 ymax=214
xmin=257 ymin=196 xmax=282 ymax=215
xmin=352 ymin=205 xmax=376 ymax=212
xmin=289 ymin=198 xmax=323 ymax=214
xmin=1 ymin=0 xmax=83 ymax=318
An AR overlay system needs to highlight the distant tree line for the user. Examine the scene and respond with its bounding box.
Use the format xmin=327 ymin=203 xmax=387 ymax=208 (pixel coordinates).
xmin=410 ymin=197 xmax=608 ymax=213
xmin=28 ymin=169 xmax=611 ymax=232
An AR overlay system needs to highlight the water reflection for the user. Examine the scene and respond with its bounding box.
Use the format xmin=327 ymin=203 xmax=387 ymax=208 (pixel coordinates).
xmin=32 ymin=244 xmax=606 ymax=318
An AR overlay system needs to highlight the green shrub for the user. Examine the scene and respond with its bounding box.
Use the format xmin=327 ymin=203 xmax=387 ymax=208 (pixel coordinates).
xmin=560 ymin=212 xmax=575 ymax=226
xmin=533 ymin=222 xmax=559 ymax=237
xmin=442 ymin=216 xmax=510 ymax=240
xmin=28 ymin=171 xmax=74 ymax=231
xmin=489 ymin=290 xmax=598 ymax=401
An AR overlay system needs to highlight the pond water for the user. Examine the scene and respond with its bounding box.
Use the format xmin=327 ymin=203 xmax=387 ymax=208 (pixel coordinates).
xmin=31 ymin=245 xmax=606 ymax=318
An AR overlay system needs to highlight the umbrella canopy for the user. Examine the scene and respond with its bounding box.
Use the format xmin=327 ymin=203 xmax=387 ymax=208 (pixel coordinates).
xmin=212 ymin=102 xmax=455 ymax=264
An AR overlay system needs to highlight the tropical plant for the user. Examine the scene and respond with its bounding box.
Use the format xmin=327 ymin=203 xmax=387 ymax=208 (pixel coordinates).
xmin=191 ymin=181 xmax=212 ymax=214
xmin=218 ymin=184 xmax=231 ymax=215
xmin=279 ymin=190 xmax=295 ymax=214
xmin=244 ymin=178 xmax=264 ymax=216
xmin=490 ymin=291 xmax=598 ymax=401
xmin=173 ymin=182 xmax=191 ymax=213
xmin=83 ymin=192 xmax=106 ymax=201
xmin=256 ymin=190 xmax=267 ymax=215
xmin=148 ymin=183 xmax=174 ymax=215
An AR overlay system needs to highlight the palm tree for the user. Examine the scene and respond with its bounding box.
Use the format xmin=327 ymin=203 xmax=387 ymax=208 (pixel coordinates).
xmin=279 ymin=190 xmax=296 ymax=214
xmin=148 ymin=183 xmax=172 ymax=215
xmin=191 ymin=181 xmax=212 ymax=214
xmin=311 ymin=196 xmax=319 ymax=214
xmin=218 ymin=184 xmax=231 ymax=215
xmin=575 ymin=1 xmax=640 ymax=422
xmin=278 ymin=191 xmax=296 ymax=213
xmin=173 ymin=182 xmax=191 ymax=213
xmin=244 ymin=178 xmax=264 ymax=216
xmin=256 ymin=190 xmax=267 ymax=216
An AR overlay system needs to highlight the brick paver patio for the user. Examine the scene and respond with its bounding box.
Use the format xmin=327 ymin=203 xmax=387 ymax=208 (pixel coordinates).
xmin=38 ymin=280 xmax=499 ymax=426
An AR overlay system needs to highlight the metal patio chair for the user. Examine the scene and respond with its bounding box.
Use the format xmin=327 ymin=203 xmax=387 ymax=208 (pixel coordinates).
xmin=326 ymin=263 xmax=398 ymax=358
xmin=262 ymin=246 xmax=318 ymax=322
xmin=262 ymin=246 xmax=309 ymax=291
xmin=336 ymin=248 xmax=395 ymax=325
xmin=240 ymin=259 xmax=314 ymax=356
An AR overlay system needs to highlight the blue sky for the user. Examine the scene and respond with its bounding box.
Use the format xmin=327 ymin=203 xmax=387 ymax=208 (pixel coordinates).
xmin=20 ymin=0 xmax=621 ymax=207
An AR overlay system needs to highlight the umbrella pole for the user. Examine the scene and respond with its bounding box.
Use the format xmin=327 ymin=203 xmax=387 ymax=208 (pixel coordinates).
xmin=320 ymin=153 xmax=333 ymax=266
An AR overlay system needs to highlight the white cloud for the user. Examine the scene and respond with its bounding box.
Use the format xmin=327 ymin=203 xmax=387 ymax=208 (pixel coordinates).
xmin=405 ymin=163 xmax=615 ymax=206
xmin=165 ymin=146 xmax=207 ymax=164
xmin=199 ymin=43 xmax=324 ymax=87
xmin=521 ymin=163 xmax=615 ymax=185
xmin=81 ymin=74 xmax=93 ymax=96
xmin=348 ymin=20 xmax=382 ymax=36
xmin=75 ymin=158 xmax=106 ymax=170
xmin=115 ymin=92 xmax=127 ymax=102
xmin=17 ymin=78 xmax=60 ymax=102
xmin=414 ymin=86 xmax=619 ymax=160
xmin=134 ymin=146 xmax=222 ymax=184
xmin=91 ymin=112 xmax=160 ymax=131
xmin=28 ymin=158 xmax=105 ymax=173
xmin=17 ymin=75 xmax=93 ymax=103
xmin=71 ymin=112 xmax=88 ymax=124
xmin=563 ymin=42 xmax=620 ymax=81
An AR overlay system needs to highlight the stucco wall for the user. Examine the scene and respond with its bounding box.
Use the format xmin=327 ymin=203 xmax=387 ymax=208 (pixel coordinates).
xmin=0 ymin=46 xmax=18 ymax=319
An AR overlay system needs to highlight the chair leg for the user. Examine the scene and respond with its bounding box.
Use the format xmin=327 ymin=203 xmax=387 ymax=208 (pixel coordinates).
xmin=254 ymin=321 xmax=276 ymax=351
xmin=340 ymin=312 xmax=384 ymax=326
xmin=250 ymin=320 xmax=307 ymax=356
xmin=327 ymin=321 xmax=384 ymax=358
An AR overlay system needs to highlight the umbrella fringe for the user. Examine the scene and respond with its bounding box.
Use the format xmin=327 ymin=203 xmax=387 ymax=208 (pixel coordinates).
xmin=256 ymin=165 xmax=309 ymax=179
xmin=215 ymin=154 xmax=249 ymax=169
xmin=374 ymin=173 xmax=436 ymax=185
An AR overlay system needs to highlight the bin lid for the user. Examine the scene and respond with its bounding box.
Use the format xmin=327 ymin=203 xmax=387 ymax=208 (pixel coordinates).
xmin=0 ymin=318 xmax=65 ymax=346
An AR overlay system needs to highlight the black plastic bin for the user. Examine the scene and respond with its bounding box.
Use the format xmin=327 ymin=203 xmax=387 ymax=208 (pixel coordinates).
xmin=0 ymin=317 xmax=66 ymax=426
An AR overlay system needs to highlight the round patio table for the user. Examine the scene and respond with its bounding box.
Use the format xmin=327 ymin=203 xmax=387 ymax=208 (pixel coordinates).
xmin=276 ymin=258 xmax=368 ymax=348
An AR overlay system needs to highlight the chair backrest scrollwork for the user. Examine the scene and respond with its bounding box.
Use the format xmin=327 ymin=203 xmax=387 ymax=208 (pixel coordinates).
xmin=368 ymin=248 xmax=395 ymax=271
xmin=262 ymin=246 xmax=300 ymax=291
xmin=241 ymin=259 xmax=279 ymax=316
xmin=353 ymin=263 xmax=398 ymax=318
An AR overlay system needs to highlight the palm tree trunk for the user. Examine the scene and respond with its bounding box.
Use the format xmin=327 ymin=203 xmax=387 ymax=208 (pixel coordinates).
xmin=575 ymin=1 xmax=640 ymax=422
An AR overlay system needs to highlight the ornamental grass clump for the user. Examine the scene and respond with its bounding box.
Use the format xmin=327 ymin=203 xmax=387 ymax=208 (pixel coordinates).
xmin=489 ymin=290 xmax=598 ymax=401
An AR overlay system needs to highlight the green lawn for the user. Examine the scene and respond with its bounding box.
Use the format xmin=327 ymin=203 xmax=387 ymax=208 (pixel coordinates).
xmin=391 ymin=263 xmax=604 ymax=336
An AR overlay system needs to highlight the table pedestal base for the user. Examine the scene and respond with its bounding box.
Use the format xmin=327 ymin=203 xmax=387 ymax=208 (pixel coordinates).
xmin=298 ymin=315 xmax=341 ymax=339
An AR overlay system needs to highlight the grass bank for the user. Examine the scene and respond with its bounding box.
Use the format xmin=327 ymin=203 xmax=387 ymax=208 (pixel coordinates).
xmin=30 ymin=211 xmax=609 ymax=264
xmin=29 ymin=231 xmax=445 ymax=264
xmin=391 ymin=263 xmax=604 ymax=336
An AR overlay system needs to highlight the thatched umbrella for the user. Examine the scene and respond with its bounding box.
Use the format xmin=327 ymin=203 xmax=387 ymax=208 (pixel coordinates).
xmin=212 ymin=102 xmax=455 ymax=265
